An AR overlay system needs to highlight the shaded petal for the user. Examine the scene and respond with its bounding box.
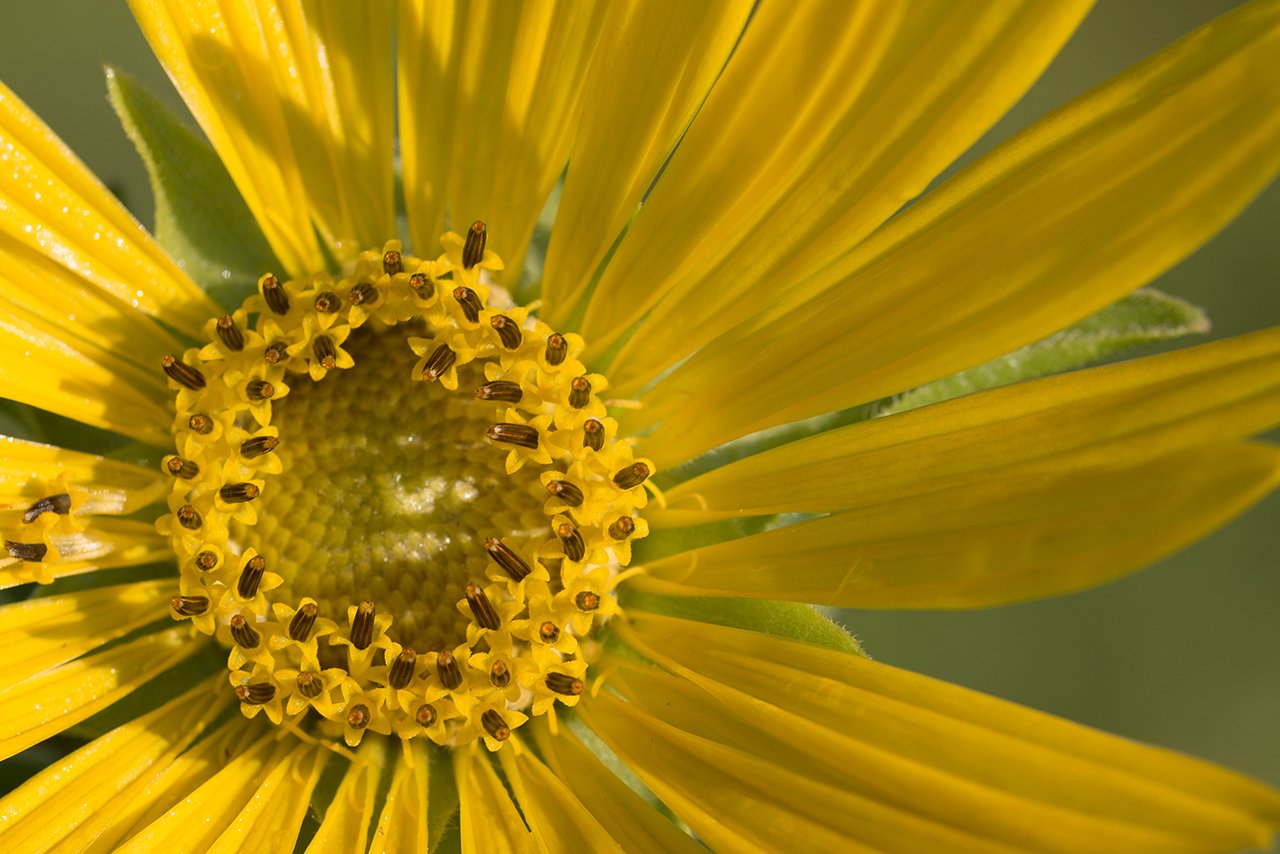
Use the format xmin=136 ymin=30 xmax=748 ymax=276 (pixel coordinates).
xmin=631 ymin=1 xmax=1280 ymax=463
xmin=453 ymin=744 xmax=537 ymax=854
xmin=398 ymin=0 xmax=606 ymax=276
xmin=498 ymin=739 xmax=623 ymax=852
xmin=639 ymin=443 xmax=1280 ymax=608
xmin=0 ymin=435 xmax=166 ymax=515
xmin=207 ymin=742 xmax=328 ymax=853
xmin=0 ymin=518 xmax=170 ymax=590
xmin=305 ymin=739 xmax=386 ymax=854
xmin=369 ymin=740 xmax=430 ymax=854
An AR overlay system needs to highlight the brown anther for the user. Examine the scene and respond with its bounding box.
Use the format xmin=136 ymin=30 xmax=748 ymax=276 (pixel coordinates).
xmin=195 ymin=550 xmax=219 ymax=571
xmin=348 ymin=281 xmax=376 ymax=306
xmin=289 ymin=602 xmax=318 ymax=641
xmin=296 ymin=672 xmax=324 ymax=699
xmin=177 ymin=504 xmax=203 ymax=530
xmin=613 ymin=462 xmax=651 ymax=490
xmin=462 ymin=220 xmax=487 ymax=269
xmin=216 ymin=314 xmax=244 ymax=351
xmin=346 ymin=703 xmax=371 ymax=730
xmin=240 ymin=435 xmax=279 ymax=459
xmin=545 ymin=672 xmax=585 ymax=696
xmin=484 ymin=538 xmax=531 ymax=581
xmin=383 ymin=249 xmax=402 ymax=275
xmin=236 ymin=682 xmax=276 ymax=704
xmin=582 ymin=418 xmax=605 ymax=451
xmin=188 ymin=412 xmax=213 ymax=434
xmin=436 ymin=649 xmax=463 ymax=690
xmin=170 ymin=595 xmax=209 ymax=617
xmin=490 ymin=314 xmax=522 ymax=349
xmin=421 ymin=343 xmax=456 ymax=383
xmin=350 ymin=600 xmax=376 ymax=650
xmin=568 ymin=376 xmax=591 ymax=409
xmin=486 ymin=423 xmax=538 ymax=450
xmin=312 ymin=335 xmax=337 ymax=370
xmin=575 ymin=590 xmax=601 ymax=611
xmin=165 ymin=456 xmax=199 ymax=479
xmin=557 ymin=522 xmax=585 ymax=562
xmin=23 ymin=493 xmax=71 ymax=524
xmin=481 ymin=708 xmax=510 ymax=741
xmin=544 ymin=333 xmax=567 ymax=366
xmin=161 ymin=354 xmax=206 ymax=390
xmin=229 ymin=614 xmax=261 ymax=649
xmin=388 ymin=648 xmax=417 ymax=690
xmin=409 ymin=272 xmax=433 ymax=299
xmin=263 ymin=341 xmax=290 ymax=364
xmin=260 ymin=274 xmax=289 ymax=314
xmin=465 ymin=582 xmax=501 ymax=630
xmin=476 ymin=380 xmax=523 ymax=403
xmin=538 ymin=621 xmax=560 ymax=643
xmin=608 ymin=516 xmax=636 ymax=541
xmin=490 ymin=660 xmax=511 ymax=688
xmin=219 ymin=482 xmax=260 ymax=504
xmin=415 ymin=704 xmax=437 ymax=727
xmin=547 ymin=480 xmax=584 ymax=507
xmin=237 ymin=554 xmax=267 ymax=599
xmin=452 ymin=286 xmax=482 ymax=323
xmin=313 ymin=291 xmax=340 ymax=314
xmin=246 ymin=379 xmax=276 ymax=401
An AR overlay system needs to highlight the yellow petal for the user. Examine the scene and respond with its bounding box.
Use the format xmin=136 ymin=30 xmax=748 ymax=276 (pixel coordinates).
xmin=614 ymin=613 xmax=1280 ymax=851
xmin=580 ymin=0 xmax=1090 ymax=381
xmin=207 ymin=743 xmax=328 ymax=853
xmin=0 ymin=679 xmax=229 ymax=853
xmin=305 ymin=740 xmax=385 ymax=854
xmin=498 ymin=741 xmax=622 ymax=852
xmin=538 ymin=0 xmax=754 ymax=326
xmin=454 ymin=744 xmax=537 ymax=854
xmin=630 ymin=1 xmax=1280 ymax=462
xmin=398 ymin=0 xmax=606 ymax=277
xmin=0 ymin=82 xmax=219 ymax=338
xmin=127 ymin=0 xmax=396 ymax=271
xmin=0 ymin=628 xmax=197 ymax=761
xmin=531 ymin=719 xmax=704 ymax=854
xmin=641 ymin=443 xmax=1280 ymax=608
xmin=0 ymin=435 xmax=166 ymax=514
xmin=368 ymin=740 xmax=429 ymax=854
xmin=657 ymin=326 xmax=1280 ymax=521
xmin=0 ymin=518 xmax=171 ymax=591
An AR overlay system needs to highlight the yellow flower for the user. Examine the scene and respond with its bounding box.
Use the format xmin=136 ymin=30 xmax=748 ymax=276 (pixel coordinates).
xmin=1 ymin=0 xmax=1279 ymax=851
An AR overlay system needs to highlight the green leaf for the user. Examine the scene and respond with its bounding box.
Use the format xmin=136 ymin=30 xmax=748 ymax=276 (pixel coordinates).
xmin=105 ymin=66 xmax=280 ymax=309
xmin=878 ymin=287 xmax=1209 ymax=416
xmin=427 ymin=744 xmax=460 ymax=853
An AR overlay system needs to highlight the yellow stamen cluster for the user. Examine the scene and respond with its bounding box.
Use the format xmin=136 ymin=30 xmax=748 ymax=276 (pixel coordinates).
xmin=159 ymin=227 xmax=652 ymax=749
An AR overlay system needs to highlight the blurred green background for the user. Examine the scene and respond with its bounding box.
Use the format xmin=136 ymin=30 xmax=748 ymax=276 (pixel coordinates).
xmin=0 ymin=0 xmax=1276 ymax=812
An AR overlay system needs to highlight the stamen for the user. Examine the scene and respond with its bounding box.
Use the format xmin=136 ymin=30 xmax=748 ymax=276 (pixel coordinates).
xmin=416 ymin=704 xmax=437 ymax=726
xmin=486 ymin=423 xmax=538 ymax=450
xmin=436 ymin=649 xmax=463 ymax=690
xmin=421 ymin=344 xmax=456 ymax=383
xmin=453 ymin=286 xmax=482 ymax=323
xmin=229 ymin=614 xmax=261 ymax=649
xmin=240 ymin=435 xmax=280 ymax=459
xmin=575 ymin=591 xmax=600 ymax=611
xmin=351 ymin=600 xmax=376 ymax=650
xmin=462 ymin=220 xmax=486 ymax=269
xmin=608 ymin=516 xmax=636 ymax=541
xmin=237 ymin=554 xmax=267 ymax=599
xmin=481 ymin=708 xmax=510 ymax=741
xmin=348 ymin=281 xmax=376 ymax=306
xmin=465 ymin=582 xmax=500 ymax=630
xmin=485 ymin=538 xmax=531 ymax=581
xmin=476 ymin=380 xmax=522 ymax=403
xmin=557 ymin=522 xmax=585 ymax=562
xmin=490 ymin=660 xmax=511 ymax=688
xmin=166 ymin=456 xmax=200 ymax=479
xmin=313 ymin=292 xmax=340 ymax=314
xmin=177 ymin=504 xmax=203 ymax=530
xmin=409 ymin=272 xmax=433 ymax=299
xmin=545 ymin=673 xmax=584 ymax=696
xmin=219 ymin=482 xmax=260 ymax=504
xmin=383 ymin=249 xmax=402 ymax=275
xmin=188 ymin=413 xmax=213 ymax=434
xmin=490 ymin=315 xmax=522 ymax=349
xmin=161 ymin=354 xmax=206 ymax=390
xmin=297 ymin=672 xmax=324 ymax=699
xmin=545 ymin=333 xmax=567 ymax=366
xmin=583 ymin=419 xmax=604 ymax=451
xmin=539 ymin=621 xmax=560 ymax=643
xmin=195 ymin=550 xmax=219 ymax=571
xmin=23 ymin=493 xmax=71 ymax=523
xmin=263 ymin=341 xmax=290 ymax=364
xmin=346 ymin=704 xmax=371 ymax=730
xmin=568 ymin=377 xmax=591 ymax=409
xmin=613 ymin=462 xmax=651 ymax=490
xmin=289 ymin=602 xmax=318 ymax=641
xmin=246 ymin=379 xmax=276 ymax=401
xmin=236 ymin=682 xmax=276 ymax=704
xmin=260 ymin=274 xmax=289 ymax=314
xmin=216 ymin=315 xmax=245 ymax=351
xmin=546 ymin=480 xmax=584 ymax=507
xmin=313 ymin=335 xmax=337 ymax=370
xmin=389 ymin=648 xmax=417 ymax=689
xmin=171 ymin=595 xmax=209 ymax=616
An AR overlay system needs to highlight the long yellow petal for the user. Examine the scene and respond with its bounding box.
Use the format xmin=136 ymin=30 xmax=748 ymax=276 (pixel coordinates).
xmin=657 ymin=326 xmax=1280 ymax=521
xmin=127 ymin=0 xmax=396 ymax=271
xmin=207 ymin=743 xmax=328 ymax=853
xmin=454 ymin=745 xmax=536 ymax=854
xmin=0 ymin=628 xmax=197 ymax=761
xmin=538 ymin=0 xmax=753 ymax=325
xmin=615 ymin=614 xmax=1280 ymax=851
xmin=580 ymin=0 xmax=1090 ymax=380
xmin=305 ymin=740 xmax=386 ymax=854
xmin=0 ymin=518 xmax=170 ymax=591
xmin=0 ymin=680 xmax=229 ymax=854
xmin=631 ymin=1 xmax=1280 ymax=462
xmin=498 ymin=741 xmax=622 ymax=852
xmin=0 ymin=82 xmax=219 ymax=338
xmin=369 ymin=740 xmax=430 ymax=854
xmin=640 ymin=443 xmax=1280 ymax=609
xmin=399 ymin=0 xmax=606 ymax=276
xmin=0 ymin=435 xmax=166 ymax=515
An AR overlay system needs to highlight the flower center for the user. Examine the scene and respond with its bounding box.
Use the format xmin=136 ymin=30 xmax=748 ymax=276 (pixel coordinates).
xmin=158 ymin=226 xmax=653 ymax=749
